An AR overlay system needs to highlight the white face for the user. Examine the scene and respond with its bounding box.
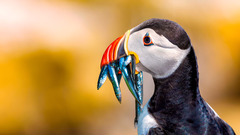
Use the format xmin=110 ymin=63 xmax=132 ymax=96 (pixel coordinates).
xmin=128 ymin=28 xmax=190 ymax=78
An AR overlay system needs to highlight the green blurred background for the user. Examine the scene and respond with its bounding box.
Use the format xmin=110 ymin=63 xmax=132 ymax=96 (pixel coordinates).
xmin=0 ymin=0 xmax=239 ymax=134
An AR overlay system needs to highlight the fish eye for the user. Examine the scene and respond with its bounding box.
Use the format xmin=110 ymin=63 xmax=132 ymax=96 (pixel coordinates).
xmin=143 ymin=32 xmax=154 ymax=46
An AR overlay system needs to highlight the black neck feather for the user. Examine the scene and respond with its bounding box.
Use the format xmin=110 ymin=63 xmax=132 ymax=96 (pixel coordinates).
xmin=147 ymin=47 xmax=236 ymax=134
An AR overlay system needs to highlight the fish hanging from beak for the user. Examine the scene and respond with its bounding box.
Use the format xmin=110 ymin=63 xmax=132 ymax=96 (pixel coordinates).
xmin=97 ymin=30 xmax=143 ymax=124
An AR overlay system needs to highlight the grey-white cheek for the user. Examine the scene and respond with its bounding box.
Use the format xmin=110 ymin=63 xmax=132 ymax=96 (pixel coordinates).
xmin=150 ymin=48 xmax=190 ymax=78
xmin=135 ymin=47 xmax=190 ymax=78
xmin=128 ymin=41 xmax=152 ymax=73
xmin=136 ymin=62 xmax=153 ymax=74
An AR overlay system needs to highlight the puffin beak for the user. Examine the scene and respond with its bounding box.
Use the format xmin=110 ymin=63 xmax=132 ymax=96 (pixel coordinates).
xmin=97 ymin=30 xmax=142 ymax=105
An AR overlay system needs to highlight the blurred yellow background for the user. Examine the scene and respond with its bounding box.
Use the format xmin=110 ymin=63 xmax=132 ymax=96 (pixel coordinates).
xmin=0 ymin=0 xmax=239 ymax=134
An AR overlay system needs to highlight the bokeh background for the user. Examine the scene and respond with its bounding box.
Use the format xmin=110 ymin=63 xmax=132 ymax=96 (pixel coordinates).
xmin=0 ymin=0 xmax=239 ymax=134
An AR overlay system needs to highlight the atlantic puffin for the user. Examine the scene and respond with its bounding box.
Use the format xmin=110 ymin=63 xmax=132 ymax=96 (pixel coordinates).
xmin=97 ymin=18 xmax=235 ymax=135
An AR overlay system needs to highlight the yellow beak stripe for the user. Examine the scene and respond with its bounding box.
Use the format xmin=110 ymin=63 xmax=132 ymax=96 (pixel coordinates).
xmin=123 ymin=30 xmax=140 ymax=64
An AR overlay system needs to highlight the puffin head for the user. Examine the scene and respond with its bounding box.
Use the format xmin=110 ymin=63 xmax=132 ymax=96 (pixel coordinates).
xmin=98 ymin=18 xmax=192 ymax=103
xmin=127 ymin=19 xmax=191 ymax=78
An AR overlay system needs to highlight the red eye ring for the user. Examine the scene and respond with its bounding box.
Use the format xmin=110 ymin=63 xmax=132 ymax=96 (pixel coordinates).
xmin=143 ymin=33 xmax=154 ymax=46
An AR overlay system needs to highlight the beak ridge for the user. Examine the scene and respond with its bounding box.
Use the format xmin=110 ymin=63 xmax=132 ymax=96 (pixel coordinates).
xmin=100 ymin=35 xmax=123 ymax=68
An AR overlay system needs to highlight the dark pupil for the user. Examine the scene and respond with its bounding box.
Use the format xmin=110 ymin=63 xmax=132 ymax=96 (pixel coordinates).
xmin=144 ymin=36 xmax=151 ymax=43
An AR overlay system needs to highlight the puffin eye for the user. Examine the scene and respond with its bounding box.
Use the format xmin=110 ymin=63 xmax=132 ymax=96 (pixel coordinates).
xmin=143 ymin=32 xmax=154 ymax=46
